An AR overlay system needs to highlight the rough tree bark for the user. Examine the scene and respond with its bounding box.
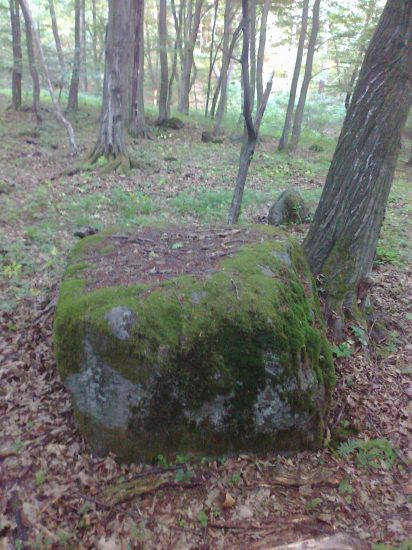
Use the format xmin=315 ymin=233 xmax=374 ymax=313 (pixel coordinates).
xmin=48 ymin=0 xmax=66 ymax=86
xmin=289 ymin=0 xmax=321 ymax=151
xmin=177 ymin=0 xmax=204 ymax=114
xmin=344 ymin=0 xmax=377 ymax=110
xmin=278 ymin=0 xmax=309 ymax=151
xmin=228 ymin=0 xmax=273 ymax=225
xmin=9 ymin=0 xmax=22 ymax=110
xmin=19 ymin=0 xmax=41 ymax=125
xmin=66 ymin=0 xmax=81 ymax=113
xmin=157 ymin=0 xmax=169 ymax=124
xmin=256 ymin=0 xmax=271 ymax=108
xmin=19 ymin=0 xmax=77 ymax=154
xmin=89 ymin=0 xmax=131 ymax=170
xmin=304 ymin=0 xmax=412 ymax=335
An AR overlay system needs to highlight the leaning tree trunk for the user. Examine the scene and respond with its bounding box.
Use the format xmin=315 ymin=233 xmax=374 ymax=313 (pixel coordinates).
xmin=9 ymin=0 xmax=22 ymax=110
xmin=157 ymin=0 xmax=169 ymax=125
xmin=19 ymin=0 xmax=41 ymax=125
xmin=278 ymin=0 xmax=309 ymax=151
xmin=256 ymin=0 xmax=270 ymax=108
xmin=89 ymin=0 xmax=131 ymax=170
xmin=304 ymin=0 xmax=412 ymax=335
xmin=177 ymin=0 xmax=203 ymax=114
xmin=289 ymin=0 xmax=321 ymax=151
xmin=19 ymin=0 xmax=77 ymax=154
xmin=228 ymin=0 xmax=273 ymax=225
xmin=66 ymin=0 xmax=81 ymax=113
xmin=344 ymin=0 xmax=377 ymax=110
xmin=48 ymin=0 xmax=66 ymax=86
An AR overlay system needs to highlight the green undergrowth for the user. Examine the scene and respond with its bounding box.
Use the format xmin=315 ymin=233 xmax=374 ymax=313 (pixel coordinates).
xmin=1 ymin=94 xmax=410 ymax=314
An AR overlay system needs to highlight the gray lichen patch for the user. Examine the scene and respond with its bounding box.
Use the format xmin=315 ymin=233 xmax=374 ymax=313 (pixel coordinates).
xmin=104 ymin=307 xmax=137 ymax=341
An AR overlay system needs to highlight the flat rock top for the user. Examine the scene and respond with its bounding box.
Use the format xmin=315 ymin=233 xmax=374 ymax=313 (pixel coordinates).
xmin=76 ymin=225 xmax=282 ymax=290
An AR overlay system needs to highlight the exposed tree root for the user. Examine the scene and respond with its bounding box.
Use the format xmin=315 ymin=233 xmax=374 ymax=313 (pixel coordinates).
xmin=98 ymin=476 xmax=201 ymax=507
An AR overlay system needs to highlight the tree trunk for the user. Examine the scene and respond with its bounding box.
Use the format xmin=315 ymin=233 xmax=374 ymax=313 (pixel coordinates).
xmin=211 ymin=23 xmax=241 ymax=121
xmin=228 ymin=0 xmax=273 ymax=225
xmin=213 ymin=0 xmax=233 ymax=135
xmin=129 ymin=0 xmax=147 ymax=138
xmin=19 ymin=0 xmax=77 ymax=154
xmin=48 ymin=0 xmax=65 ymax=86
xmin=205 ymin=0 xmax=219 ymax=118
xmin=9 ymin=0 xmax=22 ymax=110
xmin=249 ymin=0 xmax=257 ymax=112
xmin=89 ymin=0 xmax=131 ymax=170
xmin=256 ymin=0 xmax=270 ymax=108
xmin=92 ymin=0 xmax=100 ymax=92
xmin=278 ymin=0 xmax=309 ymax=151
xmin=157 ymin=0 xmax=169 ymax=124
xmin=66 ymin=0 xmax=81 ymax=112
xmin=19 ymin=0 xmax=41 ymax=125
xmin=177 ymin=0 xmax=203 ymax=114
xmin=344 ymin=0 xmax=377 ymax=110
xmin=81 ymin=0 xmax=88 ymax=91
xmin=303 ymin=0 xmax=412 ymax=334
xmin=289 ymin=0 xmax=321 ymax=151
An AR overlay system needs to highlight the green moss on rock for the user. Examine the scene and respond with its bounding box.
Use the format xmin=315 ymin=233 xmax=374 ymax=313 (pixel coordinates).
xmin=54 ymin=226 xmax=335 ymax=462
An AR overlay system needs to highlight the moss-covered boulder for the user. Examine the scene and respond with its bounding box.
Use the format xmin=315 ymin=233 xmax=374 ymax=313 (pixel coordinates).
xmin=268 ymin=188 xmax=310 ymax=226
xmin=54 ymin=225 xmax=334 ymax=462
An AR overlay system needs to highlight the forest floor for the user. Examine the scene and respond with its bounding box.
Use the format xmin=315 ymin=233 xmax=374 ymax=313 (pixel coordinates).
xmin=0 ymin=97 xmax=412 ymax=550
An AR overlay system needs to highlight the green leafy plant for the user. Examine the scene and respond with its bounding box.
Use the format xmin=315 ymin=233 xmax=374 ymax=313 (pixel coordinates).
xmin=2 ymin=260 xmax=22 ymax=279
xmin=338 ymin=479 xmax=353 ymax=503
xmin=332 ymin=342 xmax=352 ymax=358
xmin=305 ymin=497 xmax=322 ymax=510
xmin=338 ymin=438 xmax=397 ymax=471
xmin=351 ymin=324 xmax=368 ymax=346
xmin=197 ymin=509 xmax=209 ymax=528
xmin=34 ymin=470 xmax=46 ymax=487
xmin=154 ymin=454 xmax=169 ymax=468
xmin=174 ymin=468 xmax=194 ymax=483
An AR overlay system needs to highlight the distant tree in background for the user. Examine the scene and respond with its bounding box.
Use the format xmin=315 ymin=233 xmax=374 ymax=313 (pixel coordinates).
xmin=157 ymin=0 xmax=169 ymax=125
xmin=47 ymin=0 xmax=66 ymax=90
xmin=177 ymin=0 xmax=204 ymax=114
xmin=19 ymin=0 xmax=41 ymax=125
xmin=278 ymin=0 xmax=309 ymax=151
xmin=129 ymin=0 xmax=148 ymax=138
xmin=289 ymin=0 xmax=321 ymax=150
xmin=66 ymin=0 xmax=81 ymax=113
xmin=8 ymin=0 xmax=22 ymax=110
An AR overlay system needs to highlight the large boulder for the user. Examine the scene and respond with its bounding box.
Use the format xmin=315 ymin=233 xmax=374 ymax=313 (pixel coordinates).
xmin=268 ymin=188 xmax=310 ymax=226
xmin=54 ymin=225 xmax=334 ymax=462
